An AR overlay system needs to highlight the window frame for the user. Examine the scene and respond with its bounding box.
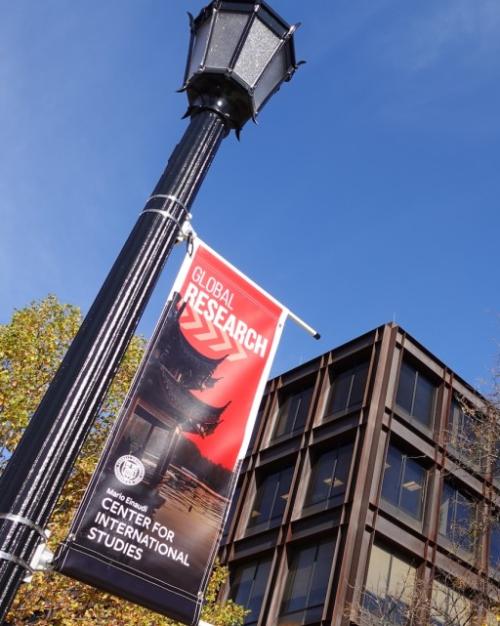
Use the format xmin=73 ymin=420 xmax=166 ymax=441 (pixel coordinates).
xmin=362 ymin=542 xmax=418 ymax=625
xmin=323 ymin=360 xmax=369 ymax=419
xmin=395 ymin=359 xmax=437 ymax=428
xmin=229 ymin=557 xmax=272 ymax=626
xmin=247 ymin=464 xmax=294 ymax=532
xmin=303 ymin=442 xmax=353 ymax=514
xmin=438 ymin=481 xmax=476 ymax=553
xmin=380 ymin=443 xmax=428 ymax=522
xmin=278 ymin=538 xmax=335 ymax=625
xmin=271 ymin=382 xmax=314 ymax=442
xmin=430 ymin=578 xmax=473 ymax=626
xmin=488 ymin=516 xmax=500 ymax=575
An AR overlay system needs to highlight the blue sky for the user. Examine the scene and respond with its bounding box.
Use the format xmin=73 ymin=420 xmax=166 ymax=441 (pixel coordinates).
xmin=0 ymin=0 xmax=499 ymax=390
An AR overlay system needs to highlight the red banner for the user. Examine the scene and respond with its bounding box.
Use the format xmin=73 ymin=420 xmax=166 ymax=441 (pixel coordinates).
xmin=56 ymin=239 xmax=286 ymax=625
xmin=174 ymin=240 xmax=285 ymax=468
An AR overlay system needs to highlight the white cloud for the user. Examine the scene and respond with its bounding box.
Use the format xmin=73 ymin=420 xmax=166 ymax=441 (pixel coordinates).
xmin=386 ymin=0 xmax=500 ymax=72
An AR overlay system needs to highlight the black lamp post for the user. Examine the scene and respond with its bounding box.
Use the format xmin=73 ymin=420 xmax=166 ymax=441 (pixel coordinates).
xmin=0 ymin=1 xmax=299 ymax=621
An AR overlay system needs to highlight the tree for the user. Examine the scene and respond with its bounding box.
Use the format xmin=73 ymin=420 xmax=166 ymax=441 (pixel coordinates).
xmin=0 ymin=296 xmax=245 ymax=626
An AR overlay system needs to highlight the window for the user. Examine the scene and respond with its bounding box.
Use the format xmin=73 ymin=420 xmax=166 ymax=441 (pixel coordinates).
xmin=439 ymin=482 xmax=475 ymax=552
xmin=363 ymin=544 xmax=416 ymax=625
xmin=448 ymin=400 xmax=483 ymax=469
xmin=248 ymin=466 xmax=293 ymax=531
xmin=273 ymin=385 xmax=313 ymax=440
xmin=222 ymin=484 xmax=241 ymax=542
xmin=325 ymin=361 xmax=368 ymax=417
xmin=303 ymin=443 xmax=353 ymax=512
xmin=396 ymin=361 xmax=436 ymax=426
xmin=247 ymin=404 xmax=265 ymax=454
xmin=230 ymin=558 xmax=272 ymax=625
xmin=381 ymin=445 xmax=427 ymax=520
xmin=448 ymin=400 xmax=477 ymax=449
xmin=430 ymin=580 xmax=472 ymax=626
xmin=489 ymin=519 xmax=500 ymax=573
xmin=278 ymin=538 xmax=335 ymax=625
xmin=494 ymin=441 xmax=500 ymax=482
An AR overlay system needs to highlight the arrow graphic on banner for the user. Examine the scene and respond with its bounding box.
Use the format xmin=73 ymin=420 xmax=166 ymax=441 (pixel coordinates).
xmin=227 ymin=339 xmax=247 ymax=362
xmin=180 ymin=307 xmax=203 ymax=330
xmin=180 ymin=306 xmax=249 ymax=361
xmin=195 ymin=319 xmax=219 ymax=342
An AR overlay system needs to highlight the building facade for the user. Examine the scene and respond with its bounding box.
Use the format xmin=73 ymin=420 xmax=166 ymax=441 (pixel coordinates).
xmin=219 ymin=323 xmax=500 ymax=626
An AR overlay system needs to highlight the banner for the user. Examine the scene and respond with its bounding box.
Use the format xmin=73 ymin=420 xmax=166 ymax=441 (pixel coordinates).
xmin=55 ymin=239 xmax=287 ymax=625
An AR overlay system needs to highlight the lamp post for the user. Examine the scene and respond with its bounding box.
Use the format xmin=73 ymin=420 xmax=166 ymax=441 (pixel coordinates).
xmin=0 ymin=1 xmax=299 ymax=621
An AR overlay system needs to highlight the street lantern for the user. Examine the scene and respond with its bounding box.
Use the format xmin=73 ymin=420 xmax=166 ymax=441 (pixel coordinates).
xmin=184 ymin=0 xmax=299 ymax=129
xmin=0 ymin=1 xmax=299 ymax=621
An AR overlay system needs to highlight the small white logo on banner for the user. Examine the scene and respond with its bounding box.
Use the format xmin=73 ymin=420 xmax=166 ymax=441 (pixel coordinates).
xmin=114 ymin=455 xmax=145 ymax=486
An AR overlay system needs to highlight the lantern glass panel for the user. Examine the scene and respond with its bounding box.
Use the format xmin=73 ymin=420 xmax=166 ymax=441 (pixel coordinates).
xmin=233 ymin=17 xmax=280 ymax=87
xmin=189 ymin=17 xmax=212 ymax=76
xmin=253 ymin=44 xmax=287 ymax=110
xmin=206 ymin=11 xmax=249 ymax=68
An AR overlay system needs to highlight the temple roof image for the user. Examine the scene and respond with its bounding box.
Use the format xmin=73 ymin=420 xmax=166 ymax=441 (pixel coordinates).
xmin=157 ymin=298 xmax=226 ymax=391
xmin=137 ymin=293 xmax=230 ymax=438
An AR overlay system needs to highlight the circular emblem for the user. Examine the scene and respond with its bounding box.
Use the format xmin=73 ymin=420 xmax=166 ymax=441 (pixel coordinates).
xmin=114 ymin=455 xmax=145 ymax=486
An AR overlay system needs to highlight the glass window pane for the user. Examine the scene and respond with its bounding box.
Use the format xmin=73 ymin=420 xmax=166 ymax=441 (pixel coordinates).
xmin=454 ymin=492 xmax=473 ymax=551
xmin=381 ymin=445 xmax=403 ymax=508
xmin=328 ymin=370 xmax=351 ymax=415
xmin=189 ymin=18 xmax=212 ymax=75
xmin=273 ymin=386 xmax=312 ymax=440
xmin=365 ymin=544 xmax=391 ymax=599
xmin=364 ymin=545 xmax=416 ymax=622
xmin=292 ymin=387 xmax=313 ymax=432
xmin=439 ymin=482 xmax=474 ymax=552
xmin=281 ymin=546 xmax=316 ymax=614
xmin=232 ymin=563 xmax=255 ymax=606
xmin=222 ymin=485 xmax=241 ymax=540
xmin=253 ymin=47 xmax=287 ymax=110
xmin=388 ymin=554 xmax=415 ymax=606
xmin=400 ymin=458 xmax=425 ymax=519
xmin=234 ymin=17 xmax=280 ymax=86
xmin=431 ymin=580 xmax=472 ymax=626
xmin=305 ymin=453 xmax=335 ymax=507
xmin=272 ymin=466 xmax=293 ymax=522
xmin=381 ymin=445 xmax=427 ymax=521
xmin=206 ymin=12 xmax=249 ymax=68
xmin=246 ymin=560 xmax=271 ymax=624
xmin=230 ymin=558 xmax=272 ymax=625
xmin=349 ymin=363 xmax=369 ymax=409
xmin=331 ymin=445 xmax=352 ymax=498
xmin=248 ymin=467 xmax=293 ymax=529
xmin=249 ymin=474 xmax=277 ymax=527
xmin=413 ymin=373 xmax=435 ymax=425
xmin=489 ymin=521 xmax=500 ymax=571
xmin=308 ymin=540 xmax=334 ymax=607
xmin=304 ymin=444 xmax=352 ymax=511
xmin=396 ymin=361 xmax=415 ymax=415
xmin=280 ymin=540 xmax=334 ymax=621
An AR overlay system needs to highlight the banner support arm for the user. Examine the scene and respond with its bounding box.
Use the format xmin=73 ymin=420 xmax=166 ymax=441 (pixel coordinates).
xmin=287 ymin=310 xmax=321 ymax=340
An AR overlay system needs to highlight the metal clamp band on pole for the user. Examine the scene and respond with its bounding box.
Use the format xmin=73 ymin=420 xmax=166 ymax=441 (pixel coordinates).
xmin=0 ymin=550 xmax=33 ymax=573
xmin=142 ymin=194 xmax=190 ymax=228
xmin=0 ymin=514 xmax=48 ymax=540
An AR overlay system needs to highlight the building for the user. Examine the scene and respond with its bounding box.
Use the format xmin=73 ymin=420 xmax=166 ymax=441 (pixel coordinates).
xmin=219 ymin=323 xmax=500 ymax=626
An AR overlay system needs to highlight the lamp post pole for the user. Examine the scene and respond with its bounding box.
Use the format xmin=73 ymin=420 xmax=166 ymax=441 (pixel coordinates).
xmin=0 ymin=1 xmax=299 ymax=622
xmin=0 ymin=110 xmax=228 ymax=621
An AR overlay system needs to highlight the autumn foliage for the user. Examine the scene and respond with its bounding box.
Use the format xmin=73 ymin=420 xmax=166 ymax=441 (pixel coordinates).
xmin=0 ymin=296 xmax=245 ymax=626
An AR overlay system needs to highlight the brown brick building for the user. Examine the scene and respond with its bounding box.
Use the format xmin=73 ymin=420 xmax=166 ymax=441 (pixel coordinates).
xmin=219 ymin=323 xmax=500 ymax=626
